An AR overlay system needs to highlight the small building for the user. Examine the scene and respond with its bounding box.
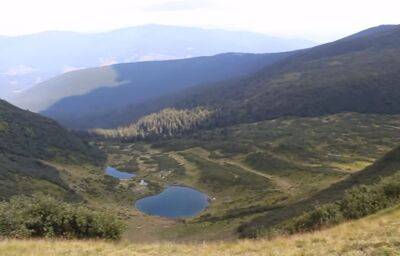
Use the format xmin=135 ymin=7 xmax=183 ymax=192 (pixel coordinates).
xmin=139 ymin=180 xmax=148 ymax=186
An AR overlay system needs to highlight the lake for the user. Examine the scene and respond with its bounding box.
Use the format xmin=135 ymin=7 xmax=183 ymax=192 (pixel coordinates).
xmin=135 ymin=186 xmax=209 ymax=218
xmin=105 ymin=166 xmax=136 ymax=180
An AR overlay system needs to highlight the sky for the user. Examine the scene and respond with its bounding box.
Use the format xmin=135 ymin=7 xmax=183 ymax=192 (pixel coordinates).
xmin=1 ymin=0 xmax=399 ymax=42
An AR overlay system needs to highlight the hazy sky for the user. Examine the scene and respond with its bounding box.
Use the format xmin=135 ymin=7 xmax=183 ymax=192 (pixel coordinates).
xmin=1 ymin=0 xmax=399 ymax=42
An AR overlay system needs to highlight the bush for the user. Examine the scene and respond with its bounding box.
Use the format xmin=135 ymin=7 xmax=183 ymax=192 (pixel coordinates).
xmin=290 ymin=203 xmax=343 ymax=233
xmin=341 ymin=185 xmax=389 ymax=219
xmin=286 ymin=175 xmax=400 ymax=233
xmin=382 ymin=180 xmax=400 ymax=199
xmin=0 ymin=195 xmax=125 ymax=239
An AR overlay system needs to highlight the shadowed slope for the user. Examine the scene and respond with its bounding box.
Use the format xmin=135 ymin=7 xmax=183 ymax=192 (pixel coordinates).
xmin=101 ymin=25 xmax=400 ymax=136
xmin=0 ymin=99 xmax=105 ymax=199
xmin=13 ymin=52 xmax=293 ymax=129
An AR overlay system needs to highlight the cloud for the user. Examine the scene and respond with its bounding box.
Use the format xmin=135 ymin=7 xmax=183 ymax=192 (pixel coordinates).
xmin=62 ymin=66 xmax=84 ymax=73
xmin=1 ymin=65 xmax=35 ymax=76
xmin=99 ymin=57 xmax=118 ymax=66
xmin=34 ymin=76 xmax=43 ymax=84
xmin=135 ymin=53 xmax=179 ymax=62
xmin=144 ymin=0 xmax=212 ymax=12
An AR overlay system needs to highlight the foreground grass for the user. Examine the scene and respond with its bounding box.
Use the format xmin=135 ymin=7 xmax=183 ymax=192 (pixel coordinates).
xmin=2 ymin=205 xmax=400 ymax=256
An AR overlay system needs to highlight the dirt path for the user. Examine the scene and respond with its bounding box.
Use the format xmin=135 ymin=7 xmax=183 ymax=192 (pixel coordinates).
xmin=183 ymin=147 xmax=295 ymax=194
xmin=220 ymin=159 xmax=293 ymax=193
xmin=168 ymin=151 xmax=199 ymax=177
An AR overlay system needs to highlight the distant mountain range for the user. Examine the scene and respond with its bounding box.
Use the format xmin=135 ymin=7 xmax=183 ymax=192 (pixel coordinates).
xmin=0 ymin=24 xmax=315 ymax=99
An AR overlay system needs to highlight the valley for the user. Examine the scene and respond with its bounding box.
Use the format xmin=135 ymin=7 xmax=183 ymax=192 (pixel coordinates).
xmin=2 ymin=19 xmax=400 ymax=255
xmin=1 ymin=110 xmax=395 ymax=243
xmin=89 ymin=112 xmax=400 ymax=241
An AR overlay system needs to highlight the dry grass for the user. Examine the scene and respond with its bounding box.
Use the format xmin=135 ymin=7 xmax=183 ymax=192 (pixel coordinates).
xmin=1 ymin=205 xmax=400 ymax=256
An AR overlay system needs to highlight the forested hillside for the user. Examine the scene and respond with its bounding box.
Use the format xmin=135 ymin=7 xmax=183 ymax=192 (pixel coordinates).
xmin=13 ymin=52 xmax=292 ymax=129
xmin=93 ymin=107 xmax=212 ymax=140
xmin=99 ymin=25 xmax=400 ymax=139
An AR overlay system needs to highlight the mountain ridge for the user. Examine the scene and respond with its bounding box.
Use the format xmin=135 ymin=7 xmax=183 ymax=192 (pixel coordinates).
xmin=1 ymin=24 xmax=315 ymax=99
xmin=12 ymin=52 xmax=294 ymax=128
xmin=93 ymin=24 xmax=400 ymax=137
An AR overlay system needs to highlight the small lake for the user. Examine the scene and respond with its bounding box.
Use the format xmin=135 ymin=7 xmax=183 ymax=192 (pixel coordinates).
xmin=135 ymin=186 xmax=209 ymax=218
xmin=105 ymin=167 xmax=136 ymax=180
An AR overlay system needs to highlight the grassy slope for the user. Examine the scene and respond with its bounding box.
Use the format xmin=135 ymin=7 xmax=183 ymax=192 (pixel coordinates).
xmin=239 ymin=143 xmax=400 ymax=238
xmin=155 ymin=113 xmax=400 ymax=197
xmin=1 ymin=204 xmax=400 ymax=255
xmin=0 ymin=99 xmax=102 ymax=162
xmin=0 ymin=99 xmax=107 ymax=201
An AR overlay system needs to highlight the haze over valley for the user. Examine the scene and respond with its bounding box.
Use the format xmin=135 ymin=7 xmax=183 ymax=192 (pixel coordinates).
xmin=1 ymin=25 xmax=314 ymax=100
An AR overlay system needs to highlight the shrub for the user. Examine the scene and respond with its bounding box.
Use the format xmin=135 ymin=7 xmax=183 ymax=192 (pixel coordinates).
xmin=341 ymin=185 xmax=389 ymax=219
xmin=0 ymin=195 xmax=125 ymax=239
xmin=289 ymin=203 xmax=343 ymax=233
xmin=382 ymin=180 xmax=400 ymax=199
xmin=285 ymin=174 xmax=400 ymax=234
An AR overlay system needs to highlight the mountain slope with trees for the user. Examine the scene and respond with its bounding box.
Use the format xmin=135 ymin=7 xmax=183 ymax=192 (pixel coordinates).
xmin=93 ymin=107 xmax=213 ymax=140
xmin=12 ymin=52 xmax=292 ymax=129
xmin=98 ymin=25 xmax=400 ymax=138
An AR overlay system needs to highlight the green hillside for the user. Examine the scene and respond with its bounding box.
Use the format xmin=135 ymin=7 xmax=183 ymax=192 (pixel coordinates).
xmin=100 ymin=25 xmax=400 ymax=138
xmin=0 ymin=99 xmax=105 ymax=199
xmin=239 ymin=144 xmax=400 ymax=238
